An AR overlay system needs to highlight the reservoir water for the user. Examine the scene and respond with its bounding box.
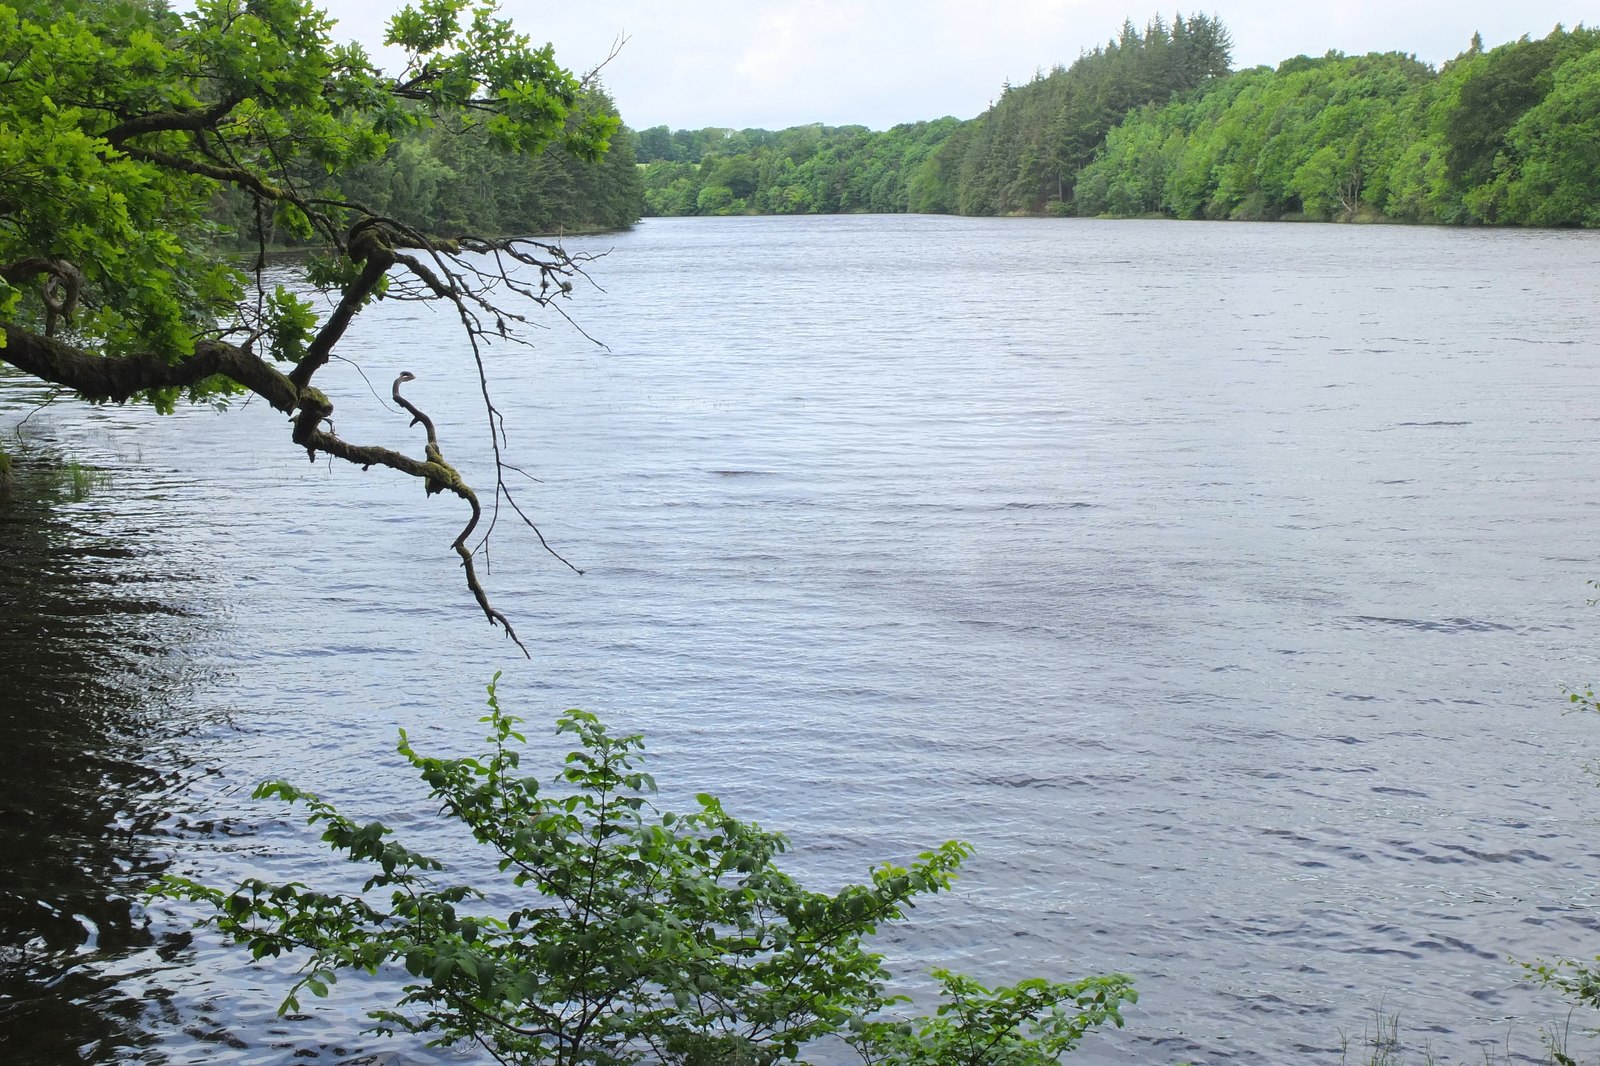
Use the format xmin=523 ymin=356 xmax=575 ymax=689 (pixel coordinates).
xmin=3 ymin=215 xmax=1600 ymax=1064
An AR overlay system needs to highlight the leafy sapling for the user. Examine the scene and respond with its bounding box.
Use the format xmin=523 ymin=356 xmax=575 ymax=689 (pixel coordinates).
xmin=162 ymin=676 xmax=1134 ymax=1064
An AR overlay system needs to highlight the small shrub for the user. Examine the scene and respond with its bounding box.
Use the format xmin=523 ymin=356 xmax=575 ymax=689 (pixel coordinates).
xmin=162 ymin=677 xmax=1135 ymax=1065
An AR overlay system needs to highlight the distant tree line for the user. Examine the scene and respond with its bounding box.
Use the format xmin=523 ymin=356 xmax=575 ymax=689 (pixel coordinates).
xmin=1075 ymin=26 xmax=1600 ymax=224
xmin=918 ymin=12 xmax=1234 ymax=214
xmin=635 ymin=14 xmax=1600 ymax=227
xmin=202 ymin=10 xmax=1600 ymax=234
xmin=636 ymin=14 xmax=1231 ymax=218
xmin=215 ymin=89 xmax=644 ymax=247
xmin=638 ymin=121 xmax=960 ymax=215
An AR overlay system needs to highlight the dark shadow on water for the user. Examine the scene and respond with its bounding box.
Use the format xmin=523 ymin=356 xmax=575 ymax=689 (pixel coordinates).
xmin=0 ymin=441 xmax=218 ymax=1063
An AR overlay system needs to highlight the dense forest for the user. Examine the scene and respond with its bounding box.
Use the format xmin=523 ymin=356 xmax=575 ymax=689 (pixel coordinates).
xmin=205 ymin=11 xmax=1600 ymax=234
xmin=637 ymin=120 xmax=961 ymax=216
xmin=637 ymin=14 xmax=1231 ymax=218
xmin=636 ymin=15 xmax=1600 ymax=227
xmin=1074 ymin=26 xmax=1600 ymax=224
xmin=215 ymin=88 xmax=645 ymax=246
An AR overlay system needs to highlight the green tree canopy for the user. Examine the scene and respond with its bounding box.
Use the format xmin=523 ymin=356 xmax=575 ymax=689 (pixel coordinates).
xmin=1072 ymin=24 xmax=1600 ymax=226
xmin=1500 ymin=48 xmax=1600 ymax=225
xmin=0 ymin=0 xmax=622 ymax=650
xmin=634 ymin=13 xmax=1235 ymax=221
xmin=636 ymin=16 xmax=1600 ymax=227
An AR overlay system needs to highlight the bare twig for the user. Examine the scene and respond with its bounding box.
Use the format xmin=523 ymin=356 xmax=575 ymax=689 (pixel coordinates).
xmin=580 ymin=34 xmax=629 ymax=89
xmin=391 ymin=372 xmax=531 ymax=657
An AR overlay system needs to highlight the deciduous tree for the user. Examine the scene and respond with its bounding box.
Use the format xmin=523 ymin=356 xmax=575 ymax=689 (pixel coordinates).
xmin=0 ymin=0 xmax=619 ymax=651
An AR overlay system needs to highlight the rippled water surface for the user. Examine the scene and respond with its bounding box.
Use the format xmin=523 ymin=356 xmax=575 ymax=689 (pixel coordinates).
xmin=5 ymin=216 xmax=1600 ymax=1064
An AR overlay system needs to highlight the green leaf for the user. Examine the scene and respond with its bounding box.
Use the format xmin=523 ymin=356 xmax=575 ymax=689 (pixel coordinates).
xmin=155 ymin=682 xmax=1132 ymax=1063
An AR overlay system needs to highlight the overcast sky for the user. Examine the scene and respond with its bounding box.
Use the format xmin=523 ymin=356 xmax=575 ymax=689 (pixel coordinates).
xmin=318 ymin=1 xmax=1600 ymax=131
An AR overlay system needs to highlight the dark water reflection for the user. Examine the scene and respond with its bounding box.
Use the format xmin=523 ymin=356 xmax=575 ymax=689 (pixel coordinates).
xmin=0 ymin=412 xmax=219 ymax=1063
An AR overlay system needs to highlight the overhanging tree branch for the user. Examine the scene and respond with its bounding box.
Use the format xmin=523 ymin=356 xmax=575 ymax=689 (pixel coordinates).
xmin=1 ymin=304 xmax=546 ymax=657
xmin=289 ymin=224 xmax=397 ymax=389
xmin=0 ymin=325 xmax=296 ymax=409
xmin=0 ymin=0 xmax=618 ymax=654
xmin=120 ymin=144 xmax=289 ymax=203
xmin=101 ymin=96 xmax=244 ymax=148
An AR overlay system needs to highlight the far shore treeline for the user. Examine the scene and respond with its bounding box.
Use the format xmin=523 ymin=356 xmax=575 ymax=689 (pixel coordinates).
xmin=633 ymin=15 xmax=1600 ymax=227
xmin=216 ymin=88 xmax=645 ymax=246
xmin=236 ymin=13 xmax=1600 ymax=238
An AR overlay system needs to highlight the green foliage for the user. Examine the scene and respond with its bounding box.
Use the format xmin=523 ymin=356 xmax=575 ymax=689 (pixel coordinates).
xmin=63 ymin=460 xmax=109 ymax=501
xmin=161 ymin=678 xmax=1135 ymax=1065
xmin=936 ymin=13 xmax=1234 ymax=216
xmin=1442 ymin=33 xmax=1564 ymax=192
xmin=1074 ymin=25 xmax=1600 ymax=227
xmin=0 ymin=0 xmax=637 ymax=636
xmin=219 ymin=88 xmax=643 ymax=246
xmin=630 ymin=15 xmax=1600 ymax=228
xmin=0 ymin=0 xmax=625 ymax=399
xmin=1078 ymin=51 xmax=1433 ymax=221
xmin=1524 ymin=874 xmax=1600 ymax=1066
xmin=0 ymin=447 xmax=110 ymax=501
xmin=639 ymin=120 xmax=961 ymax=218
xmin=635 ymin=13 xmax=1232 ymax=221
xmin=0 ymin=0 xmax=237 ymax=373
xmin=634 ymin=126 xmax=760 ymax=165
xmin=1498 ymin=48 xmax=1600 ymax=226
xmin=851 ymin=970 xmax=1135 ymax=1066
xmin=263 ymin=287 xmax=318 ymax=365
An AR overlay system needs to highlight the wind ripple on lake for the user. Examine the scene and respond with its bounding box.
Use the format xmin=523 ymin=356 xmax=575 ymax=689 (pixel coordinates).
xmin=4 ymin=216 xmax=1600 ymax=1064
